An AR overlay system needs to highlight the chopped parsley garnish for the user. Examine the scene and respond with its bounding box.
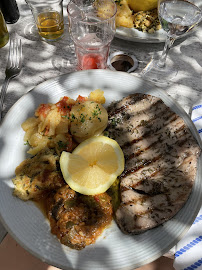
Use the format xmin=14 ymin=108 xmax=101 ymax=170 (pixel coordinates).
xmin=92 ymin=110 xmax=99 ymax=117
xmin=80 ymin=113 xmax=87 ymax=123
xmin=70 ymin=113 xmax=77 ymax=122
xmin=111 ymin=117 xmax=121 ymax=126
xmin=115 ymin=0 xmax=122 ymax=5
xmin=24 ymin=141 xmax=30 ymax=146
xmin=103 ymin=131 xmax=109 ymax=137
xmin=91 ymin=104 xmax=102 ymax=118
xmin=57 ymin=140 xmax=68 ymax=149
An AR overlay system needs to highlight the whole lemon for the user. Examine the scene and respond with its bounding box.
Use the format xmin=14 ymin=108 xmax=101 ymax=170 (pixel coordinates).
xmin=127 ymin=0 xmax=158 ymax=12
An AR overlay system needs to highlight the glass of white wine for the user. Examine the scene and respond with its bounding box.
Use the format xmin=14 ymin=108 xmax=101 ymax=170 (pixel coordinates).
xmin=141 ymin=0 xmax=202 ymax=83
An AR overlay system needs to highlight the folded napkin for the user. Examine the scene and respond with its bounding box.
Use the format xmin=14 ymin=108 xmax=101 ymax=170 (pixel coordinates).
xmin=173 ymin=102 xmax=202 ymax=270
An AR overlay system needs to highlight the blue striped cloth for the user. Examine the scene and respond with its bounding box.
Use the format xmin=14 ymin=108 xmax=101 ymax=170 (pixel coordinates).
xmin=173 ymin=103 xmax=202 ymax=270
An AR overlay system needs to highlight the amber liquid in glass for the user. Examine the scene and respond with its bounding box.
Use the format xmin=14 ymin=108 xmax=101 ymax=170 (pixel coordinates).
xmin=37 ymin=11 xmax=64 ymax=40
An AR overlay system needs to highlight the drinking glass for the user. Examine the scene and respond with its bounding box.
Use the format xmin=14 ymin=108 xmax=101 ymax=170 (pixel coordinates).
xmin=67 ymin=0 xmax=117 ymax=70
xmin=25 ymin=0 xmax=64 ymax=41
xmin=141 ymin=0 xmax=202 ymax=83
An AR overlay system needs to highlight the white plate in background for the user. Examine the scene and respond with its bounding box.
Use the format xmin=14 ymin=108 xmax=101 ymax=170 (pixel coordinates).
xmin=115 ymin=27 xmax=167 ymax=43
xmin=115 ymin=0 xmax=202 ymax=43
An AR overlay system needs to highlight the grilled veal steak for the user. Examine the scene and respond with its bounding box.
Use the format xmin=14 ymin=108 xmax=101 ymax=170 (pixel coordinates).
xmin=106 ymin=93 xmax=201 ymax=234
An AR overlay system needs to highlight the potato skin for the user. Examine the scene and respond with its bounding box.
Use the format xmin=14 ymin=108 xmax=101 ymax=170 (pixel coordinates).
xmin=70 ymin=101 xmax=108 ymax=142
xmin=127 ymin=0 xmax=157 ymax=12
xmin=115 ymin=0 xmax=134 ymax=28
xmin=88 ymin=89 xmax=106 ymax=104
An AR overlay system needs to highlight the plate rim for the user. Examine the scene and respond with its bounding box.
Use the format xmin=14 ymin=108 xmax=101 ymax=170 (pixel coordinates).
xmin=0 ymin=70 xmax=201 ymax=270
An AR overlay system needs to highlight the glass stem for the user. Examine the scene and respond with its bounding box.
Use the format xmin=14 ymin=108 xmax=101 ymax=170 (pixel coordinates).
xmin=157 ymin=36 xmax=175 ymax=68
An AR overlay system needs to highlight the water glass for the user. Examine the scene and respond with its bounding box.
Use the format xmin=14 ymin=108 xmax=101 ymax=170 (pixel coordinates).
xmin=0 ymin=9 xmax=9 ymax=48
xmin=25 ymin=0 xmax=64 ymax=41
xmin=67 ymin=0 xmax=117 ymax=70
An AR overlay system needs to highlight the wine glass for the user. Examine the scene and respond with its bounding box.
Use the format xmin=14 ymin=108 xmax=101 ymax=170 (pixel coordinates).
xmin=141 ymin=0 xmax=202 ymax=83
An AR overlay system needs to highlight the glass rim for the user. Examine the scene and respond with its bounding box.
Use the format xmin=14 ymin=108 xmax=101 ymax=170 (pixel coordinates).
xmin=67 ymin=0 xmax=117 ymax=23
xmin=25 ymin=0 xmax=63 ymax=7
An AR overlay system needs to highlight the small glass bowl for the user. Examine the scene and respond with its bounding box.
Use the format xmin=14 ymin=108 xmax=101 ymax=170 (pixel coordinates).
xmin=108 ymin=51 xmax=138 ymax=73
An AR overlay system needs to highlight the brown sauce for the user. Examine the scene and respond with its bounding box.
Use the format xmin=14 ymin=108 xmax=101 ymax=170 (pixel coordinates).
xmin=33 ymin=186 xmax=114 ymax=250
xmin=34 ymin=193 xmax=50 ymax=218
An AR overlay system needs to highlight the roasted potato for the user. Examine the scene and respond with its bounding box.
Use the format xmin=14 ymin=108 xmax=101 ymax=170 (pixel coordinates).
xmin=70 ymin=101 xmax=108 ymax=142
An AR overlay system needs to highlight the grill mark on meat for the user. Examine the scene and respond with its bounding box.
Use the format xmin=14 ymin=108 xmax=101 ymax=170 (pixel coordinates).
xmin=108 ymin=94 xmax=160 ymax=118
xmin=120 ymin=155 xmax=161 ymax=179
xmin=112 ymin=110 xmax=183 ymax=150
xmin=125 ymin=139 xmax=165 ymax=161
xmin=109 ymin=110 xmax=178 ymax=149
xmin=123 ymin=119 xmax=187 ymax=160
xmin=108 ymin=96 xmax=162 ymax=124
xmin=122 ymin=133 xmax=197 ymax=176
xmin=106 ymin=93 xmax=201 ymax=234
xmin=108 ymin=105 xmax=129 ymax=118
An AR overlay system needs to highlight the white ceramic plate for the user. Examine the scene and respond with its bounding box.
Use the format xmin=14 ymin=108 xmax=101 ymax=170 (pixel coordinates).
xmin=0 ymin=70 xmax=201 ymax=270
xmin=115 ymin=27 xmax=167 ymax=43
xmin=115 ymin=0 xmax=202 ymax=43
xmin=115 ymin=19 xmax=201 ymax=43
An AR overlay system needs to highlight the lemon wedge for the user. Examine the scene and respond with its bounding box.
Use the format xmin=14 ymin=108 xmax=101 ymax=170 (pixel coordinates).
xmin=59 ymin=136 xmax=125 ymax=195
xmin=127 ymin=0 xmax=158 ymax=12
